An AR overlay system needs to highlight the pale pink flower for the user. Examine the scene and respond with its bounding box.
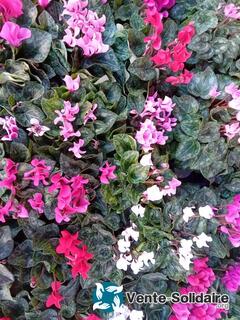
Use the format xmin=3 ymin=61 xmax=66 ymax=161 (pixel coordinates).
xmin=224 ymin=4 xmax=240 ymax=19
xmin=224 ymin=122 xmax=240 ymax=140
xmin=99 ymin=161 xmax=116 ymax=184
xmin=54 ymin=101 xmax=79 ymax=124
xmin=162 ymin=177 xmax=181 ymax=196
xmin=59 ymin=121 xmax=81 ymax=141
xmin=63 ymin=75 xmax=80 ymax=92
xmin=0 ymin=21 xmax=31 ymax=47
xmin=69 ymin=138 xmax=86 ymax=158
xmin=38 ymin=0 xmax=52 ymax=8
xmin=225 ymin=83 xmax=240 ymax=99
xmin=28 ymin=193 xmax=44 ymax=214
xmin=83 ymin=103 xmax=97 ymax=125
xmin=209 ymin=85 xmax=221 ymax=98
xmin=136 ymin=119 xmax=167 ymax=152
xmin=27 ymin=119 xmax=50 ymax=137
xmin=0 ymin=116 xmax=18 ymax=141
xmin=62 ymin=0 xmax=109 ymax=56
xmin=0 ymin=0 xmax=23 ymax=21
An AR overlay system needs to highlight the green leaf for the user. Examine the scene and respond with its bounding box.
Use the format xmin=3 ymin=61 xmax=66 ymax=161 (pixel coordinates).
xmin=10 ymin=142 xmax=30 ymax=162
xmin=20 ymin=28 xmax=52 ymax=63
xmin=128 ymin=29 xmax=146 ymax=57
xmin=198 ymin=122 xmax=220 ymax=143
xmin=193 ymin=10 xmax=218 ymax=35
xmin=173 ymin=95 xmax=199 ymax=114
xmin=14 ymin=102 xmax=45 ymax=127
xmin=113 ymin=134 xmax=137 ymax=156
xmin=121 ymin=150 xmax=139 ymax=172
xmin=188 ymin=67 xmax=218 ymax=99
xmin=175 ymin=138 xmax=201 ymax=161
xmin=180 ymin=114 xmax=201 ymax=137
xmin=0 ymin=226 xmax=13 ymax=260
xmin=129 ymin=57 xmax=156 ymax=81
xmin=127 ymin=163 xmax=149 ymax=184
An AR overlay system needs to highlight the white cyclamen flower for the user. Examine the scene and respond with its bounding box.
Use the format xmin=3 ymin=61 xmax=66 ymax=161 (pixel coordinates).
xmin=116 ymin=254 xmax=132 ymax=271
xmin=129 ymin=310 xmax=144 ymax=320
xmin=198 ymin=205 xmax=214 ymax=219
xmin=183 ymin=207 xmax=195 ymax=222
xmin=118 ymin=239 xmax=131 ymax=253
xmin=144 ymin=185 xmax=163 ymax=201
xmin=140 ymin=153 xmax=153 ymax=166
xmin=131 ymin=204 xmax=145 ymax=218
xmin=193 ymin=232 xmax=213 ymax=248
xmin=122 ymin=226 xmax=139 ymax=242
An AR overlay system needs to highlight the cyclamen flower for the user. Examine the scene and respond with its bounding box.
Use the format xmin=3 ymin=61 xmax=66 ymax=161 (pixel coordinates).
xmin=224 ymin=122 xmax=240 ymax=141
xmin=83 ymin=103 xmax=97 ymax=125
xmin=24 ymin=159 xmax=51 ymax=187
xmin=225 ymin=83 xmax=240 ymax=99
xmin=46 ymin=281 xmax=63 ymax=309
xmin=166 ymin=69 xmax=193 ymax=85
xmin=144 ymin=185 xmax=163 ymax=201
xmin=193 ymin=232 xmax=212 ymax=248
xmin=224 ymin=4 xmax=240 ymax=20
xmin=183 ymin=207 xmax=195 ymax=222
xmin=198 ymin=205 xmax=214 ymax=219
xmin=0 ymin=0 xmax=23 ymax=21
xmin=28 ymin=193 xmax=44 ymax=214
xmin=63 ymin=75 xmax=80 ymax=92
xmin=209 ymin=85 xmax=221 ymax=98
xmin=27 ymin=118 xmax=50 ymax=137
xmin=56 ymin=230 xmax=81 ymax=256
xmin=62 ymin=0 xmax=109 ymax=56
xmin=178 ymin=239 xmax=193 ymax=271
xmin=54 ymin=101 xmax=80 ymax=141
xmin=0 ymin=22 xmax=31 ymax=47
xmin=56 ymin=230 xmax=93 ymax=279
xmin=222 ymin=263 xmax=240 ymax=292
xmin=38 ymin=0 xmax=52 ymax=8
xmin=0 ymin=158 xmax=18 ymax=194
xmin=13 ymin=203 xmax=29 ymax=218
xmin=0 ymin=200 xmax=12 ymax=223
xmin=161 ymin=177 xmax=181 ymax=196
xmin=99 ymin=162 xmax=116 ymax=184
xmin=220 ymin=194 xmax=240 ymax=247
xmin=0 ymin=116 xmax=18 ymax=141
xmin=187 ymin=258 xmax=216 ymax=293
xmin=0 ymin=318 xmax=12 ymax=320
xmin=69 ymin=138 xmax=86 ymax=158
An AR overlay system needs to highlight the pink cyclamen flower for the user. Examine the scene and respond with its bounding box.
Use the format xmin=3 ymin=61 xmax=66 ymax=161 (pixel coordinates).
xmin=38 ymin=0 xmax=52 ymax=8
xmin=224 ymin=4 xmax=240 ymax=20
xmin=63 ymin=75 xmax=80 ymax=92
xmin=46 ymin=281 xmax=63 ymax=309
xmin=0 ymin=0 xmax=23 ymax=21
xmin=0 ymin=317 xmax=12 ymax=320
xmin=28 ymin=193 xmax=44 ymax=214
xmin=27 ymin=118 xmax=50 ymax=137
xmin=224 ymin=122 xmax=240 ymax=141
xmin=0 ymin=200 xmax=12 ymax=223
xmin=0 ymin=116 xmax=18 ymax=141
xmin=99 ymin=161 xmax=117 ymax=184
xmin=0 ymin=21 xmax=31 ymax=47
xmin=84 ymin=103 xmax=97 ymax=125
xmin=162 ymin=177 xmax=181 ymax=196
xmin=222 ymin=263 xmax=240 ymax=292
xmin=69 ymin=138 xmax=86 ymax=158
xmin=225 ymin=83 xmax=240 ymax=99
xmin=209 ymin=85 xmax=221 ymax=98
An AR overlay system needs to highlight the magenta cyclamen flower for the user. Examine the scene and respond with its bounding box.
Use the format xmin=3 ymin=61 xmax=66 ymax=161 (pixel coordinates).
xmin=38 ymin=0 xmax=52 ymax=8
xmin=0 ymin=116 xmax=18 ymax=141
xmin=28 ymin=193 xmax=44 ymax=214
xmin=0 ymin=0 xmax=23 ymax=21
xmin=63 ymin=75 xmax=80 ymax=92
xmin=0 ymin=21 xmax=31 ymax=47
xmin=222 ymin=263 xmax=240 ymax=292
xmin=220 ymin=194 xmax=240 ymax=247
xmin=24 ymin=159 xmax=51 ymax=187
xmin=99 ymin=162 xmax=117 ymax=184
